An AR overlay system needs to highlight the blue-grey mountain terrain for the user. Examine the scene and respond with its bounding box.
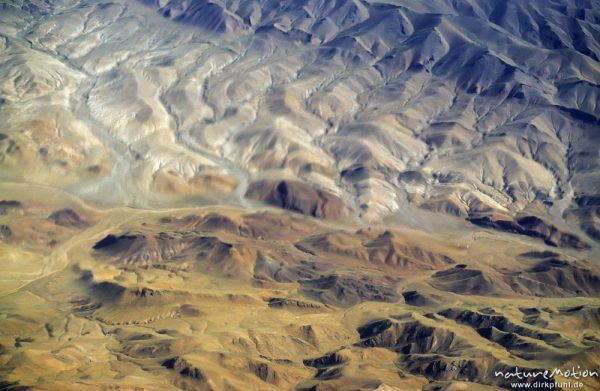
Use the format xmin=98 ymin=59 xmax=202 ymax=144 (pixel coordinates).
xmin=0 ymin=0 xmax=599 ymax=390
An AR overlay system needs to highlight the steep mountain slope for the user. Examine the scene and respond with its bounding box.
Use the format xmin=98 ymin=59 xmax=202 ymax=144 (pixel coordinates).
xmin=1 ymin=0 xmax=599 ymax=248
xmin=0 ymin=0 xmax=599 ymax=390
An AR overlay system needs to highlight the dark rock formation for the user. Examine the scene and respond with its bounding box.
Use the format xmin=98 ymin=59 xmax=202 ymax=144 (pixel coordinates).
xmin=0 ymin=200 xmax=22 ymax=215
xmin=162 ymin=357 xmax=205 ymax=380
xmin=504 ymin=258 xmax=600 ymax=297
xmin=246 ymin=180 xmax=345 ymax=219
xmin=430 ymin=265 xmax=499 ymax=295
xmin=299 ymin=274 xmax=399 ymax=307
xmin=468 ymin=212 xmax=589 ymax=249
xmin=48 ymin=208 xmax=88 ymax=228
xmin=0 ymin=224 xmax=12 ymax=241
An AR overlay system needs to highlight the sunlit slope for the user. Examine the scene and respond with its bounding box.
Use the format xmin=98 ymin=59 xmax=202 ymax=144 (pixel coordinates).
xmin=0 ymin=185 xmax=599 ymax=390
xmin=1 ymin=2 xmax=600 ymax=388
xmin=1 ymin=0 xmax=598 ymax=249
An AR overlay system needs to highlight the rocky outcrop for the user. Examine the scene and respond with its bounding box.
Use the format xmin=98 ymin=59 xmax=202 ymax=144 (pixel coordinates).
xmin=162 ymin=356 xmax=206 ymax=380
xmin=438 ymin=308 xmax=571 ymax=349
xmin=93 ymin=232 xmax=186 ymax=266
xmin=430 ymin=265 xmax=500 ymax=296
xmin=356 ymin=319 xmax=468 ymax=355
xmin=48 ymin=208 xmax=88 ymax=228
xmin=468 ymin=212 xmax=589 ymax=249
xmin=402 ymin=290 xmax=435 ymax=307
xmin=0 ymin=200 xmax=22 ymax=215
xmin=504 ymin=258 xmax=600 ymax=297
xmin=299 ymin=274 xmax=399 ymax=307
xmin=0 ymin=224 xmax=12 ymax=241
xmin=267 ymin=297 xmax=329 ymax=311
xmin=246 ymin=180 xmax=345 ymax=220
xmin=296 ymin=229 xmax=455 ymax=273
